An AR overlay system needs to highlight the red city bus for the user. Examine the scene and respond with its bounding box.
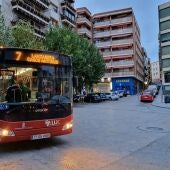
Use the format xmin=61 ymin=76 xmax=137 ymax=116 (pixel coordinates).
xmin=0 ymin=48 xmax=73 ymax=143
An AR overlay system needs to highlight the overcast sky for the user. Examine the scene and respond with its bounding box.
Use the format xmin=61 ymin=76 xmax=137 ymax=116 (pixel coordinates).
xmin=75 ymin=0 xmax=169 ymax=62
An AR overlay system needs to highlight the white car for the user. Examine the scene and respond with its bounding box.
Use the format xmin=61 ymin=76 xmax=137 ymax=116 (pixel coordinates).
xmin=147 ymin=85 xmax=158 ymax=97
xmin=105 ymin=92 xmax=119 ymax=101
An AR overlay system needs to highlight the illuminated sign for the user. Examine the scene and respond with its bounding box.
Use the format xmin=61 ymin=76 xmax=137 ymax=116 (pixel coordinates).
xmin=116 ymin=79 xmax=129 ymax=83
xmin=15 ymin=51 xmax=59 ymax=65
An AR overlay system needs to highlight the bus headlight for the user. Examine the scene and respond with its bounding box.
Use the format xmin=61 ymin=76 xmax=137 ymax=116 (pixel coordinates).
xmin=62 ymin=121 xmax=73 ymax=131
xmin=0 ymin=128 xmax=15 ymax=136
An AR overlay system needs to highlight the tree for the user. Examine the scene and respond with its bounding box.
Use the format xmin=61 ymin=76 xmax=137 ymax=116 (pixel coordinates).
xmin=44 ymin=26 xmax=105 ymax=90
xmin=0 ymin=14 xmax=13 ymax=46
xmin=11 ymin=21 xmax=44 ymax=50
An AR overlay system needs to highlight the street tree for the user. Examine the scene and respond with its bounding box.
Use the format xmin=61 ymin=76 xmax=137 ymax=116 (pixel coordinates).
xmin=0 ymin=14 xmax=13 ymax=46
xmin=11 ymin=21 xmax=44 ymax=50
xmin=44 ymin=26 xmax=105 ymax=90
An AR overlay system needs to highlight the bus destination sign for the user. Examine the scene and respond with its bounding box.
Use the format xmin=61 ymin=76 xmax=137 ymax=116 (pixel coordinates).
xmin=14 ymin=51 xmax=60 ymax=65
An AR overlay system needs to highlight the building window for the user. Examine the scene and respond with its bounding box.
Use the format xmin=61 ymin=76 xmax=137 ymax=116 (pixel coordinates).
xmin=164 ymin=72 xmax=170 ymax=83
xmin=162 ymin=58 xmax=170 ymax=68
xmin=53 ymin=6 xmax=58 ymax=13
xmin=162 ymin=45 xmax=170 ymax=55
xmin=161 ymin=32 xmax=170 ymax=42
xmin=160 ymin=7 xmax=170 ymax=19
xmin=160 ymin=20 xmax=170 ymax=31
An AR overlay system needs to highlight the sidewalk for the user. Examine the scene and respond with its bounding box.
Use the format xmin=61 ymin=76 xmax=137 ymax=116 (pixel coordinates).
xmin=152 ymin=89 xmax=170 ymax=109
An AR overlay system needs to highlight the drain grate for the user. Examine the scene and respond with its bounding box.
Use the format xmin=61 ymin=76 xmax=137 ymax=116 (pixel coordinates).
xmin=137 ymin=126 xmax=168 ymax=133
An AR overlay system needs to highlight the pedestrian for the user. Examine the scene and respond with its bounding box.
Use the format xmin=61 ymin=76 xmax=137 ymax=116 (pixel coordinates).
xmin=18 ymin=80 xmax=31 ymax=102
xmin=6 ymin=78 xmax=22 ymax=103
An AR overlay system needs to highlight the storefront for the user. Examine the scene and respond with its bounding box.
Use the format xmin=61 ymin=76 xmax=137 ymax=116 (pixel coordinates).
xmin=112 ymin=77 xmax=141 ymax=95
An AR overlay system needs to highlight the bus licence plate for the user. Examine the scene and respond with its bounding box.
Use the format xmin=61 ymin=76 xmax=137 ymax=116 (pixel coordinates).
xmin=31 ymin=133 xmax=51 ymax=140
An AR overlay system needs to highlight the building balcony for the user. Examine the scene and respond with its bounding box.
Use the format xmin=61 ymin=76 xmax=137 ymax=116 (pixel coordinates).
xmin=61 ymin=1 xmax=76 ymax=13
xmin=95 ymin=39 xmax=133 ymax=48
xmin=102 ymin=49 xmax=133 ymax=57
xmin=106 ymin=60 xmax=134 ymax=68
xmin=61 ymin=14 xmax=75 ymax=27
xmin=77 ymin=17 xmax=92 ymax=27
xmin=94 ymin=28 xmax=133 ymax=38
xmin=104 ymin=71 xmax=135 ymax=78
xmin=111 ymin=16 xmax=132 ymax=25
xmin=93 ymin=16 xmax=132 ymax=27
xmin=77 ymin=28 xmax=92 ymax=38
xmin=33 ymin=0 xmax=49 ymax=9
xmin=11 ymin=0 xmax=50 ymax=25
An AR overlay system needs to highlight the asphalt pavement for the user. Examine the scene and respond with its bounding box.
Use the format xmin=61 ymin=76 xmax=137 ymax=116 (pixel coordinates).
xmin=0 ymin=95 xmax=170 ymax=170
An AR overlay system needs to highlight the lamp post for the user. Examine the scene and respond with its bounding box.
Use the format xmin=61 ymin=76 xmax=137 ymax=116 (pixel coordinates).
xmin=144 ymin=81 xmax=148 ymax=89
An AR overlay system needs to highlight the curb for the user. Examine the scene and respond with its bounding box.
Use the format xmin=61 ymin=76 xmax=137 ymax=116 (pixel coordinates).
xmin=151 ymin=103 xmax=170 ymax=109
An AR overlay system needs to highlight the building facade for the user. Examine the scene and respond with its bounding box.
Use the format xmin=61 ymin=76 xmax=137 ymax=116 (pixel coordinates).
xmin=159 ymin=2 xmax=170 ymax=92
xmin=0 ymin=0 xmax=76 ymax=38
xmin=151 ymin=61 xmax=160 ymax=83
xmin=76 ymin=7 xmax=93 ymax=42
xmin=92 ymin=8 xmax=144 ymax=95
xmin=143 ymin=48 xmax=151 ymax=86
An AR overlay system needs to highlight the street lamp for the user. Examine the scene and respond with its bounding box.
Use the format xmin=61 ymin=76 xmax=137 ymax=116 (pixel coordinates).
xmin=108 ymin=77 xmax=111 ymax=82
xmin=144 ymin=81 xmax=148 ymax=86
xmin=101 ymin=78 xmax=104 ymax=82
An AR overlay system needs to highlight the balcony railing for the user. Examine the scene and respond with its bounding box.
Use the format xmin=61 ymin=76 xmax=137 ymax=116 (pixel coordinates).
xmin=77 ymin=17 xmax=92 ymax=27
xmin=11 ymin=0 xmax=50 ymax=25
xmin=61 ymin=1 xmax=76 ymax=12
xmin=61 ymin=14 xmax=75 ymax=27
xmin=94 ymin=16 xmax=132 ymax=27
xmin=106 ymin=60 xmax=134 ymax=68
xmin=77 ymin=28 xmax=92 ymax=38
xmin=34 ymin=0 xmax=49 ymax=9
xmin=104 ymin=71 xmax=135 ymax=77
xmin=102 ymin=49 xmax=133 ymax=57
xmin=96 ymin=39 xmax=133 ymax=48
xmin=94 ymin=28 xmax=133 ymax=38
xmin=111 ymin=17 xmax=132 ymax=25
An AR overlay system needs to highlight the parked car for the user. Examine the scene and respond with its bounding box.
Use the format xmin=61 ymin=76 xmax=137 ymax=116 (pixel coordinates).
xmin=84 ymin=93 xmax=101 ymax=103
xmin=105 ymin=92 xmax=119 ymax=101
xmin=96 ymin=93 xmax=107 ymax=101
xmin=140 ymin=90 xmax=154 ymax=102
xmin=147 ymin=85 xmax=158 ymax=97
xmin=73 ymin=94 xmax=80 ymax=102
xmin=115 ymin=90 xmax=124 ymax=98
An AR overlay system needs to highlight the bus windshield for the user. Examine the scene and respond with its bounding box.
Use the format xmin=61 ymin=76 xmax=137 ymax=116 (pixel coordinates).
xmin=0 ymin=66 xmax=72 ymax=121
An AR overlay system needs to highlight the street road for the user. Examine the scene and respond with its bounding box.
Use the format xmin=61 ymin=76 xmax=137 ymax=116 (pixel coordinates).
xmin=0 ymin=95 xmax=170 ymax=170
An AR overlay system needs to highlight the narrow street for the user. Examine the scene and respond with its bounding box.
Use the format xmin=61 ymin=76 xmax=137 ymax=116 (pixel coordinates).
xmin=0 ymin=95 xmax=170 ymax=170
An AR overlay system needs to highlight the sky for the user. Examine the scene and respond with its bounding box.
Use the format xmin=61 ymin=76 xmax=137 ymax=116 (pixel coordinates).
xmin=75 ymin=0 xmax=169 ymax=62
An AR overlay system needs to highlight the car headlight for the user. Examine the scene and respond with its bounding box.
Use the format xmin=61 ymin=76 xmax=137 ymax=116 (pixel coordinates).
xmin=0 ymin=128 xmax=15 ymax=136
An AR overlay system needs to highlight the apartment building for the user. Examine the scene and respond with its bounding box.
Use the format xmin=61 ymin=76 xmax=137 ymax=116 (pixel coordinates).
xmin=142 ymin=48 xmax=151 ymax=85
xmin=0 ymin=0 xmax=76 ymax=38
xmin=158 ymin=2 xmax=170 ymax=92
xmin=151 ymin=61 xmax=160 ymax=83
xmin=92 ymin=8 xmax=144 ymax=95
xmin=76 ymin=7 xmax=93 ymax=41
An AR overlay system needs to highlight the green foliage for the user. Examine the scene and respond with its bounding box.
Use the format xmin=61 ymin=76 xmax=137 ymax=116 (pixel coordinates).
xmin=0 ymin=14 xmax=13 ymax=46
xmin=44 ymin=26 xmax=105 ymax=89
xmin=11 ymin=21 xmax=44 ymax=50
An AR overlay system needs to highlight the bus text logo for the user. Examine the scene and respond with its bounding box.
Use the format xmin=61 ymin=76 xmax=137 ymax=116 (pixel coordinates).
xmin=45 ymin=120 xmax=60 ymax=127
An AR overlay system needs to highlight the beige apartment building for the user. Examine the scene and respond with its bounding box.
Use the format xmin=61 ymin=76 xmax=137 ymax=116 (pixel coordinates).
xmin=76 ymin=7 xmax=93 ymax=42
xmin=0 ymin=0 xmax=76 ymax=38
xmin=76 ymin=7 xmax=145 ymax=94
